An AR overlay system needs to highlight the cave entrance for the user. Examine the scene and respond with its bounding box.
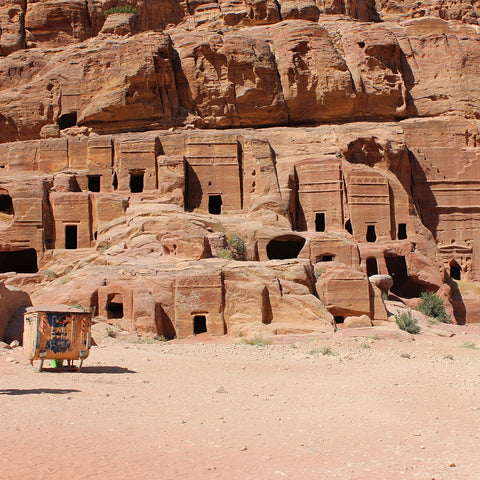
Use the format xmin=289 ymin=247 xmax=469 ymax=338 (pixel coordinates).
xmin=315 ymin=213 xmax=325 ymax=232
xmin=107 ymin=294 xmax=124 ymax=319
xmin=0 ymin=194 xmax=14 ymax=215
xmin=0 ymin=249 xmax=38 ymax=273
xmin=366 ymin=225 xmax=377 ymax=243
xmin=208 ymin=195 xmax=222 ymax=215
xmin=398 ymin=223 xmax=407 ymax=240
xmin=57 ymin=112 xmax=77 ymax=130
xmin=335 ymin=316 xmax=345 ymax=324
xmin=450 ymin=262 xmax=461 ymax=280
xmin=88 ymin=175 xmax=101 ymax=192
xmin=321 ymin=255 xmax=334 ymax=262
xmin=193 ymin=315 xmax=207 ymax=334
xmin=366 ymin=257 xmax=378 ymax=276
xmin=130 ymin=172 xmax=144 ymax=193
xmin=345 ymin=219 xmax=353 ymax=235
xmin=385 ymin=255 xmax=425 ymax=298
xmin=65 ymin=225 xmax=77 ymax=249
xmin=266 ymin=235 xmax=306 ymax=260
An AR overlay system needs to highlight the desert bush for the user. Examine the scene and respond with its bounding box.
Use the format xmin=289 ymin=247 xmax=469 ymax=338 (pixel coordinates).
xmin=395 ymin=310 xmax=420 ymax=334
xmin=227 ymin=234 xmax=246 ymax=254
xmin=241 ymin=335 xmax=272 ymax=346
xmin=104 ymin=5 xmax=139 ymax=17
xmin=313 ymin=266 xmax=325 ymax=280
xmin=217 ymin=248 xmax=233 ymax=260
xmin=460 ymin=341 xmax=477 ymax=349
xmin=310 ymin=345 xmax=336 ymax=356
xmin=416 ymin=291 xmax=449 ymax=323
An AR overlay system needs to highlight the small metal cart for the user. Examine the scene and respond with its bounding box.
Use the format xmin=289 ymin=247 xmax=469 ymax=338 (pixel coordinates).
xmin=23 ymin=305 xmax=92 ymax=372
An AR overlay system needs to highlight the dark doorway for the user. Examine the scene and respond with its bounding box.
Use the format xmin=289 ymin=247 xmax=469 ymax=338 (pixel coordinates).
xmin=398 ymin=223 xmax=407 ymax=240
xmin=112 ymin=172 xmax=118 ymax=190
xmin=345 ymin=219 xmax=353 ymax=235
xmin=366 ymin=225 xmax=377 ymax=243
xmin=366 ymin=257 xmax=378 ymax=276
xmin=385 ymin=255 xmax=427 ymax=298
xmin=208 ymin=195 xmax=222 ymax=215
xmin=107 ymin=295 xmax=124 ymax=319
xmin=322 ymin=255 xmax=334 ymax=262
xmin=450 ymin=263 xmax=461 ymax=280
xmin=65 ymin=225 xmax=77 ymax=249
xmin=267 ymin=235 xmax=306 ymax=260
xmin=0 ymin=194 xmax=13 ymax=215
xmin=315 ymin=213 xmax=325 ymax=232
xmin=0 ymin=249 xmax=38 ymax=273
xmin=130 ymin=173 xmax=144 ymax=193
xmin=88 ymin=176 xmax=101 ymax=192
xmin=335 ymin=316 xmax=344 ymax=324
xmin=57 ymin=112 xmax=77 ymax=130
xmin=194 ymin=315 xmax=207 ymax=334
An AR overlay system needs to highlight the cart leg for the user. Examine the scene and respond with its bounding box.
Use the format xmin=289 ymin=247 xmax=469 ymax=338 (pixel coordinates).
xmin=78 ymin=359 xmax=83 ymax=371
xmin=67 ymin=359 xmax=72 ymax=369
xmin=38 ymin=359 xmax=44 ymax=372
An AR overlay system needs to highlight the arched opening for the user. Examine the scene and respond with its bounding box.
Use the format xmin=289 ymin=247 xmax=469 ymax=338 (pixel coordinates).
xmin=315 ymin=213 xmax=325 ymax=232
xmin=366 ymin=257 xmax=378 ymax=276
xmin=130 ymin=173 xmax=144 ymax=193
xmin=0 ymin=249 xmax=38 ymax=273
xmin=366 ymin=225 xmax=377 ymax=243
xmin=450 ymin=262 xmax=461 ymax=280
xmin=398 ymin=223 xmax=407 ymax=240
xmin=88 ymin=175 xmax=101 ymax=192
xmin=208 ymin=194 xmax=222 ymax=215
xmin=65 ymin=225 xmax=77 ymax=249
xmin=0 ymin=194 xmax=14 ymax=215
xmin=345 ymin=219 xmax=353 ymax=235
xmin=107 ymin=294 xmax=124 ymax=319
xmin=266 ymin=235 xmax=306 ymax=260
xmin=57 ymin=112 xmax=77 ymax=130
xmin=193 ymin=315 xmax=207 ymax=334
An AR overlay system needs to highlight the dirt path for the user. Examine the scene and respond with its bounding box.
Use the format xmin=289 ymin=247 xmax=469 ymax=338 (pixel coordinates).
xmin=1 ymin=325 xmax=480 ymax=480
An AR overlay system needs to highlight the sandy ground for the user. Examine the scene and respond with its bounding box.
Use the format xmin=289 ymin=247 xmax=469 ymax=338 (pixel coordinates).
xmin=1 ymin=324 xmax=480 ymax=480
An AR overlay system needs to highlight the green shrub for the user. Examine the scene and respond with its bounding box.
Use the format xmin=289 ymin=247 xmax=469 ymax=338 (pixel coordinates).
xmin=217 ymin=248 xmax=233 ymax=260
xmin=313 ymin=266 xmax=325 ymax=280
xmin=416 ymin=291 xmax=449 ymax=323
xmin=104 ymin=5 xmax=139 ymax=17
xmin=395 ymin=310 xmax=420 ymax=334
xmin=310 ymin=345 xmax=336 ymax=356
xmin=241 ymin=335 xmax=272 ymax=346
xmin=460 ymin=341 xmax=477 ymax=349
xmin=227 ymin=234 xmax=246 ymax=254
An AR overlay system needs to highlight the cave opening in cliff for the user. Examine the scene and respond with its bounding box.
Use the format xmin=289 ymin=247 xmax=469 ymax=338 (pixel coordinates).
xmin=0 ymin=194 xmax=13 ymax=215
xmin=315 ymin=213 xmax=325 ymax=232
xmin=335 ymin=316 xmax=344 ymax=324
xmin=57 ymin=112 xmax=77 ymax=130
xmin=130 ymin=173 xmax=144 ymax=193
xmin=208 ymin=195 xmax=222 ymax=215
xmin=193 ymin=315 xmax=207 ymax=334
xmin=450 ymin=262 xmax=461 ymax=280
xmin=107 ymin=295 xmax=124 ymax=319
xmin=398 ymin=223 xmax=407 ymax=240
xmin=345 ymin=219 xmax=353 ymax=235
xmin=366 ymin=225 xmax=377 ymax=242
xmin=321 ymin=255 xmax=334 ymax=262
xmin=65 ymin=225 xmax=77 ymax=249
xmin=385 ymin=254 xmax=425 ymax=298
xmin=366 ymin=257 xmax=378 ymax=276
xmin=88 ymin=175 xmax=101 ymax=192
xmin=267 ymin=235 xmax=306 ymax=260
xmin=0 ymin=249 xmax=38 ymax=273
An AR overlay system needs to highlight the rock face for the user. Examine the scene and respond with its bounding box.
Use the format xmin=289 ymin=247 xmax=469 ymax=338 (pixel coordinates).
xmin=0 ymin=0 xmax=479 ymax=335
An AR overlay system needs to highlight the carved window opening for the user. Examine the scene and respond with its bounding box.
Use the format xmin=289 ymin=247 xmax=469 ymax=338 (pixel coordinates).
xmin=366 ymin=257 xmax=378 ymax=276
xmin=107 ymin=294 xmax=124 ymax=319
xmin=366 ymin=225 xmax=377 ymax=243
xmin=398 ymin=223 xmax=407 ymax=240
xmin=335 ymin=315 xmax=344 ymax=324
xmin=322 ymin=255 xmax=334 ymax=262
xmin=450 ymin=263 xmax=461 ymax=280
xmin=208 ymin=195 xmax=222 ymax=215
xmin=88 ymin=175 xmax=101 ymax=192
xmin=0 ymin=249 xmax=38 ymax=273
xmin=315 ymin=213 xmax=325 ymax=232
xmin=193 ymin=315 xmax=207 ymax=334
xmin=57 ymin=112 xmax=77 ymax=130
xmin=112 ymin=172 xmax=118 ymax=190
xmin=345 ymin=219 xmax=353 ymax=235
xmin=130 ymin=173 xmax=144 ymax=193
xmin=267 ymin=235 xmax=306 ymax=260
xmin=0 ymin=194 xmax=13 ymax=215
xmin=65 ymin=225 xmax=77 ymax=250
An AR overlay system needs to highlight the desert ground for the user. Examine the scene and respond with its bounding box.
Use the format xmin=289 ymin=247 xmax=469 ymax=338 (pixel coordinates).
xmin=1 ymin=323 xmax=480 ymax=480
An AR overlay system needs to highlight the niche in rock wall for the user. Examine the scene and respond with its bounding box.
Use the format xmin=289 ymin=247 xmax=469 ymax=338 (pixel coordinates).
xmin=267 ymin=235 xmax=306 ymax=260
xmin=65 ymin=225 xmax=78 ymax=249
xmin=345 ymin=219 xmax=353 ymax=235
xmin=450 ymin=262 xmax=461 ymax=280
xmin=385 ymin=254 xmax=426 ymax=298
xmin=88 ymin=175 xmax=101 ymax=193
xmin=366 ymin=225 xmax=377 ymax=243
xmin=0 ymin=194 xmax=14 ymax=216
xmin=130 ymin=172 xmax=144 ymax=193
xmin=315 ymin=213 xmax=325 ymax=232
xmin=57 ymin=112 xmax=77 ymax=130
xmin=0 ymin=249 xmax=38 ymax=273
xmin=107 ymin=294 xmax=124 ymax=319
xmin=366 ymin=257 xmax=378 ymax=276
xmin=398 ymin=223 xmax=407 ymax=240
xmin=193 ymin=315 xmax=207 ymax=334
xmin=208 ymin=195 xmax=222 ymax=215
